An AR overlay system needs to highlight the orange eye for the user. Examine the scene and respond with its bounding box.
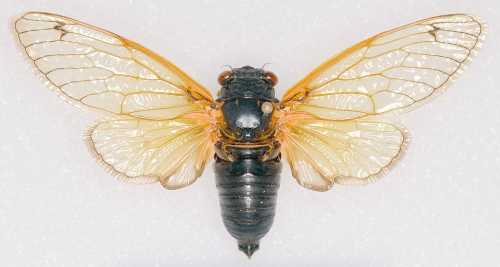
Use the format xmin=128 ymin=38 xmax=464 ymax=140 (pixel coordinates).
xmin=264 ymin=71 xmax=278 ymax=86
xmin=218 ymin=70 xmax=233 ymax=85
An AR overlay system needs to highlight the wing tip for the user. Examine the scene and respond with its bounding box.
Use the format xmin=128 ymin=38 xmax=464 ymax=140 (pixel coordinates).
xmin=374 ymin=13 xmax=486 ymax=117
xmin=11 ymin=11 xmax=99 ymax=116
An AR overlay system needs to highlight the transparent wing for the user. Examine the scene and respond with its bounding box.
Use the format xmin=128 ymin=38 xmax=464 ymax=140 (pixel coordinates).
xmin=87 ymin=115 xmax=215 ymax=189
xmin=278 ymin=114 xmax=408 ymax=191
xmin=15 ymin=12 xmax=213 ymax=120
xmin=15 ymin=12 xmax=218 ymax=189
xmin=281 ymin=14 xmax=485 ymax=120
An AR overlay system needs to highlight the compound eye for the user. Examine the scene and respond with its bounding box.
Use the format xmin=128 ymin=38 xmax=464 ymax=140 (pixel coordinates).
xmin=218 ymin=70 xmax=233 ymax=85
xmin=264 ymin=71 xmax=278 ymax=86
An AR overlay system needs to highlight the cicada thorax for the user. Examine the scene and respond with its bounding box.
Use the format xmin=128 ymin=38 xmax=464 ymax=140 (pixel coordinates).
xmin=214 ymin=66 xmax=282 ymax=257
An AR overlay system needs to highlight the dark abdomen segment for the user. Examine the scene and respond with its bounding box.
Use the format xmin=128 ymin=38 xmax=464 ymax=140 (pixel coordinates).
xmin=214 ymin=157 xmax=281 ymax=257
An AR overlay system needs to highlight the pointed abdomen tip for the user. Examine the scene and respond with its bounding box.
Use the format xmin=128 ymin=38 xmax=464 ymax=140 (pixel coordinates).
xmin=238 ymin=241 xmax=259 ymax=258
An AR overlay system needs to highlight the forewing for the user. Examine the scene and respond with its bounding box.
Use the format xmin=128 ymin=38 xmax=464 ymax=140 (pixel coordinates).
xmin=87 ymin=116 xmax=214 ymax=189
xmin=279 ymin=114 xmax=408 ymax=191
xmin=15 ymin=12 xmax=213 ymax=120
xmin=281 ymin=14 xmax=485 ymax=120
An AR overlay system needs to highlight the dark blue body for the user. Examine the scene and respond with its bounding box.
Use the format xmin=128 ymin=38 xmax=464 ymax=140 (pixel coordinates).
xmin=214 ymin=66 xmax=281 ymax=257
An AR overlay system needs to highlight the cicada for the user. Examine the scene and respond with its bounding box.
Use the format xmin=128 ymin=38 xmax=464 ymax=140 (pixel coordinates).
xmin=14 ymin=12 xmax=484 ymax=257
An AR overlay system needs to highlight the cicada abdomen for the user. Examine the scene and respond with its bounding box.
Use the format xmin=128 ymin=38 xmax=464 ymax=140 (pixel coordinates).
xmin=215 ymin=152 xmax=281 ymax=257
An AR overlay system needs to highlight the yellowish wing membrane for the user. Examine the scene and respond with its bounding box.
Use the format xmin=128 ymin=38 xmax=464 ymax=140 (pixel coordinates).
xmin=14 ymin=12 xmax=213 ymax=120
xmin=87 ymin=117 xmax=214 ymax=189
xmin=282 ymin=14 xmax=485 ymax=120
xmin=278 ymin=14 xmax=484 ymax=191
xmin=15 ymin=12 xmax=217 ymax=189
xmin=279 ymin=115 xmax=408 ymax=191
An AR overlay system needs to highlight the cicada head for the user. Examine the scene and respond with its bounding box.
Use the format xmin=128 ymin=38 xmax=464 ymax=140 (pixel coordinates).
xmin=216 ymin=66 xmax=279 ymax=142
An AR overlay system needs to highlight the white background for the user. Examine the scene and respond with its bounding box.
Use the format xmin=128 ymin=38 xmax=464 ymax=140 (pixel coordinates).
xmin=1 ymin=0 xmax=499 ymax=266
